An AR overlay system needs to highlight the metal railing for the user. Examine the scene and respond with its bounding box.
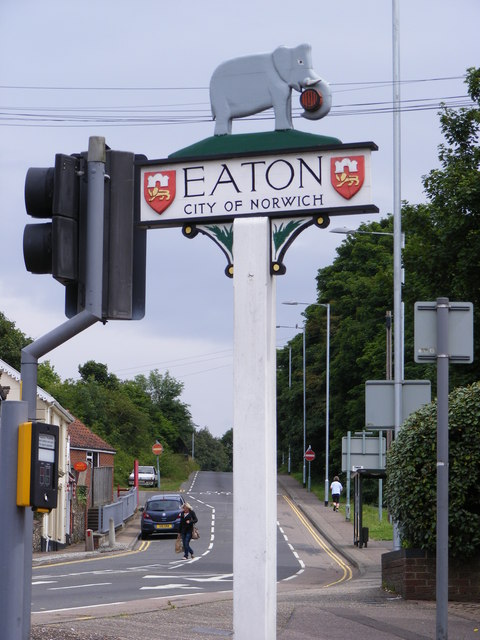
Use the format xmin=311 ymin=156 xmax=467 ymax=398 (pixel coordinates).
xmin=97 ymin=487 xmax=137 ymax=533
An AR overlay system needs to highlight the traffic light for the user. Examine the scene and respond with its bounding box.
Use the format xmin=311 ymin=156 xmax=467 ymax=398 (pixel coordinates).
xmin=65 ymin=149 xmax=146 ymax=320
xmin=24 ymin=147 xmax=146 ymax=321
xmin=24 ymin=153 xmax=84 ymax=285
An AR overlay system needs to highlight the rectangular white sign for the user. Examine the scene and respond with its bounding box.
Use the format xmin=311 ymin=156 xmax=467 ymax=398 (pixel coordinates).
xmin=139 ymin=145 xmax=377 ymax=227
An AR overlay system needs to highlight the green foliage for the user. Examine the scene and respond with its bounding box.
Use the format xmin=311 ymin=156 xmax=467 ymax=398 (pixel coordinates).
xmin=221 ymin=428 xmax=233 ymax=472
xmin=0 ymin=311 xmax=30 ymax=371
xmin=385 ymin=383 xmax=480 ymax=558
xmin=37 ymin=361 xmax=61 ymax=389
xmin=194 ymin=427 xmax=230 ymax=471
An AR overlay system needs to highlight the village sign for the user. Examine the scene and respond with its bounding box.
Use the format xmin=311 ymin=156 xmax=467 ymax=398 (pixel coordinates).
xmin=138 ymin=43 xmax=378 ymax=276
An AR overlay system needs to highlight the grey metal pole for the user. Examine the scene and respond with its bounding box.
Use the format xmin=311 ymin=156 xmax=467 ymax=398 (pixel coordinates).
xmin=288 ymin=346 xmax=292 ymax=389
xmin=379 ymin=430 xmax=383 ymax=521
xmin=302 ymin=323 xmax=306 ymax=488
xmin=436 ymin=297 xmax=450 ymax=640
xmin=0 ymin=401 xmax=29 ymax=640
xmin=324 ymin=303 xmax=330 ymax=506
xmin=85 ymin=136 xmax=106 ymax=318
xmin=346 ymin=431 xmax=351 ymax=520
xmin=392 ymin=0 xmax=403 ymax=552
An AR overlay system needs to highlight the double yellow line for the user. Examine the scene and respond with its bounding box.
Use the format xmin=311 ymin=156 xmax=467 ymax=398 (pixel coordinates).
xmin=137 ymin=539 xmax=151 ymax=552
xmin=283 ymin=494 xmax=352 ymax=587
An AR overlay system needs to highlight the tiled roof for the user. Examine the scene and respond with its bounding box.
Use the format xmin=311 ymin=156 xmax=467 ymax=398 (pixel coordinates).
xmin=68 ymin=419 xmax=116 ymax=454
xmin=0 ymin=358 xmax=67 ymax=406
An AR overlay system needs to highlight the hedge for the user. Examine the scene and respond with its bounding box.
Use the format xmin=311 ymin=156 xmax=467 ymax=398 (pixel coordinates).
xmin=385 ymin=382 xmax=480 ymax=558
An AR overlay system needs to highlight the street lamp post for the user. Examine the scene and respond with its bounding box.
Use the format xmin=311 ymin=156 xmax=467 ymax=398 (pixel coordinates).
xmin=277 ymin=323 xmax=306 ymax=487
xmin=283 ymin=301 xmax=330 ymax=503
xmin=276 ymin=324 xmax=306 ymax=488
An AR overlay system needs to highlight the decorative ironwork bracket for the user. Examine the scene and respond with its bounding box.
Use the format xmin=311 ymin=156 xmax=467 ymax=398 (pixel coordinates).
xmin=183 ymin=222 xmax=234 ymax=277
xmin=182 ymin=214 xmax=330 ymax=278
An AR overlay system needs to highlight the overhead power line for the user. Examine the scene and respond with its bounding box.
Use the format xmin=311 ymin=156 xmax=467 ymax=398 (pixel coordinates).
xmin=0 ymin=75 xmax=474 ymax=128
xmin=0 ymin=74 xmax=467 ymax=92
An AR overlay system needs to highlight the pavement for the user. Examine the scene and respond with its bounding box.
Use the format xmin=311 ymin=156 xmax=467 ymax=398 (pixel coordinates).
xmin=31 ymin=474 xmax=480 ymax=639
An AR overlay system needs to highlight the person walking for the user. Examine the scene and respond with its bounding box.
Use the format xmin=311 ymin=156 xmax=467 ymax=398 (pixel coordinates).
xmin=330 ymin=476 xmax=343 ymax=512
xmin=179 ymin=502 xmax=198 ymax=559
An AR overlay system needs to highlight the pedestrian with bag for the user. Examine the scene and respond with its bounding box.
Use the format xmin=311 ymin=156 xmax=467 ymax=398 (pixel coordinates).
xmin=179 ymin=502 xmax=198 ymax=560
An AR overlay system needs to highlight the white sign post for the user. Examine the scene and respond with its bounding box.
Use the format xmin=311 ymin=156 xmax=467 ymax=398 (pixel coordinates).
xmin=233 ymin=217 xmax=277 ymax=639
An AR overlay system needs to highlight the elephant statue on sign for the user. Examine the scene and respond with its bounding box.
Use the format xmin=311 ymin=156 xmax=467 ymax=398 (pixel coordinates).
xmin=209 ymin=43 xmax=331 ymax=136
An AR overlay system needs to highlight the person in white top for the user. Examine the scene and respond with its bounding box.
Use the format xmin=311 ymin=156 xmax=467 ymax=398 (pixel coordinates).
xmin=330 ymin=476 xmax=343 ymax=512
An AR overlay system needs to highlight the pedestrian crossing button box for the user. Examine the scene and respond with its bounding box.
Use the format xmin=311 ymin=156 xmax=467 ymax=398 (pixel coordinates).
xmin=17 ymin=421 xmax=59 ymax=512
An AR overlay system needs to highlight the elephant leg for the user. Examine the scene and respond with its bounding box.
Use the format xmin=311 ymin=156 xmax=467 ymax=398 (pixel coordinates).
xmin=273 ymin=93 xmax=293 ymax=131
xmin=214 ymin=116 xmax=232 ymax=136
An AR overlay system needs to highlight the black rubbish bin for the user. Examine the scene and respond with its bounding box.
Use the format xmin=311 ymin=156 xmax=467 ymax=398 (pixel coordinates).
xmin=361 ymin=526 xmax=369 ymax=548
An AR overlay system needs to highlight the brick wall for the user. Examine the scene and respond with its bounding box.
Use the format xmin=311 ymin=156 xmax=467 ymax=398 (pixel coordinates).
xmin=382 ymin=549 xmax=480 ymax=601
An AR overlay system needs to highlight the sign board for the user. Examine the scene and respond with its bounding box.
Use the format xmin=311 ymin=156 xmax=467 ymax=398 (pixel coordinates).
xmin=139 ymin=143 xmax=377 ymax=228
xmin=414 ymin=301 xmax=474 ymax=363
xmin=304 ymin=449 xmax=315 ymax=462
xmin=73 ymin=461 xmax=88 ymax=472
xmin=341 ymin=435 xmax=386 ymax=472
xmin=152 ymin=442 xmax=163 ymax=456
xmin=365 ymin=380 xmax=431 ymax=429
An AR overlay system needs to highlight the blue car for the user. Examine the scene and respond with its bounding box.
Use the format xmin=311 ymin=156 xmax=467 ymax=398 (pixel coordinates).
xmin=140 ymin=494 xmax=185 ymax=539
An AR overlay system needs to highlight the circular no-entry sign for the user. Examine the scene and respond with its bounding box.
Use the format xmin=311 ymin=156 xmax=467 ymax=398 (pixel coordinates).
xmin=304 ymin=449 xmax=315 ymax=462
xmin=152 ymin=442 xmax=163 ymax=456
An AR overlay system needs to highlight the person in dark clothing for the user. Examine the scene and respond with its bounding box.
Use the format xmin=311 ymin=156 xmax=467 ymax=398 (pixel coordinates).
xmin=179 ymin=502 xmax=197 ymax=559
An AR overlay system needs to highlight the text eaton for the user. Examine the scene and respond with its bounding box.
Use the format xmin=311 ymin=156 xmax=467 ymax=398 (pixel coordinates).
xmin=182 ymin=156 xmax=323 ymax=198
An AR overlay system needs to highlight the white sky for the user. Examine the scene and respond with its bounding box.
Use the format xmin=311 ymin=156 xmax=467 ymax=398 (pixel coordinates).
xmin=0 ymin=0 xmax=478 ymax=437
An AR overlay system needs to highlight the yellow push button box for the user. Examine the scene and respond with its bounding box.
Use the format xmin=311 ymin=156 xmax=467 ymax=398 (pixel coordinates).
xmin=17 ymin=421 xmax=59 ymax=512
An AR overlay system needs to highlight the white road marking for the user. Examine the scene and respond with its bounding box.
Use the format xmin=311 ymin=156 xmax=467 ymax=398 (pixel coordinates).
xmin=140 ymin=583 xmax=201 ymax=591
xmin=48 ymin=582 xmax=112 ymax=590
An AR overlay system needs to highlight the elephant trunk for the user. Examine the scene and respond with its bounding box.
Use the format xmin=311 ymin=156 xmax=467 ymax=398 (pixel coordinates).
xmin=303 ymin=73 xmax=321 ymax=87
xmin=300 ymin=79 xmax=332 ymax=121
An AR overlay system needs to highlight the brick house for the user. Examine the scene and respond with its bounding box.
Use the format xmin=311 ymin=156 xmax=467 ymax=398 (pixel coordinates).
xmin=68 ymin=419 xmax=116 ymax=536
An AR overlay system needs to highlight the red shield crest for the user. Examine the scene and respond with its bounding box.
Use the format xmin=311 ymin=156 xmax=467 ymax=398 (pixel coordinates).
xmin=144 ymin=170 xmax=176 ymax=215
xmin=330 ymin=156 xmax=365 ymax=200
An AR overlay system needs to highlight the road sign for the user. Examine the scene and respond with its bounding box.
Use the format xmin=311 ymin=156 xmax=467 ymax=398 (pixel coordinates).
xmin=365 ymin=380 xmax=431 ymax=429
xmin=304 ymin=449 xmax=315 ymax=462
xmin=414 ymin=301 xmax=473 ymax=363
xmin=152 ymin=442 xmax=163 ymax=456
xmin=341 ymin=435 xmax=386 ymax=472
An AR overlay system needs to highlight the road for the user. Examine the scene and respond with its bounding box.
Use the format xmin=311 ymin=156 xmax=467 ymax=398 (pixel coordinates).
xmin=32 ymin=471 xmax=352 ymax=617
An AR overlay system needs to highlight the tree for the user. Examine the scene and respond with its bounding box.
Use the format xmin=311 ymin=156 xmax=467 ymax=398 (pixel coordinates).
xmin=79 ymin=360 xmax=119 ymax=389
xmin=0 ymin=311 xmax=30 ymax=371
xmin=385 ymin=383 xmax=480 ymax=558
xmin=403 ymin=67 xmax=480 ymax=387
xmin=37 ymin=361 xmax=61 ymax=390
xmin=134 ymin=370 xmax=195 ymax=450
xmin=221 ymin=428 xmax=233 ymax=471
xmin=193 ymin=428 xmax=229 ymax=471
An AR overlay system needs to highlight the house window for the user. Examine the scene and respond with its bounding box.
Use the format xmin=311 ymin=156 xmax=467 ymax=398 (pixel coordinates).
xmin=86 ymin=451 xmax=99 ymax=467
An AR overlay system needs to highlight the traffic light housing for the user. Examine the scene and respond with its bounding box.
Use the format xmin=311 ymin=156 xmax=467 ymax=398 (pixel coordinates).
xmin=64 ymin=150 xmax=146 ymax=320
xmin=103 ymin=150 xmax=146 ymax=321
xmin=24 ymin=153 xmax=84 ymax=285
xmin=24 ymin=147 xmax=146 ymax=321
